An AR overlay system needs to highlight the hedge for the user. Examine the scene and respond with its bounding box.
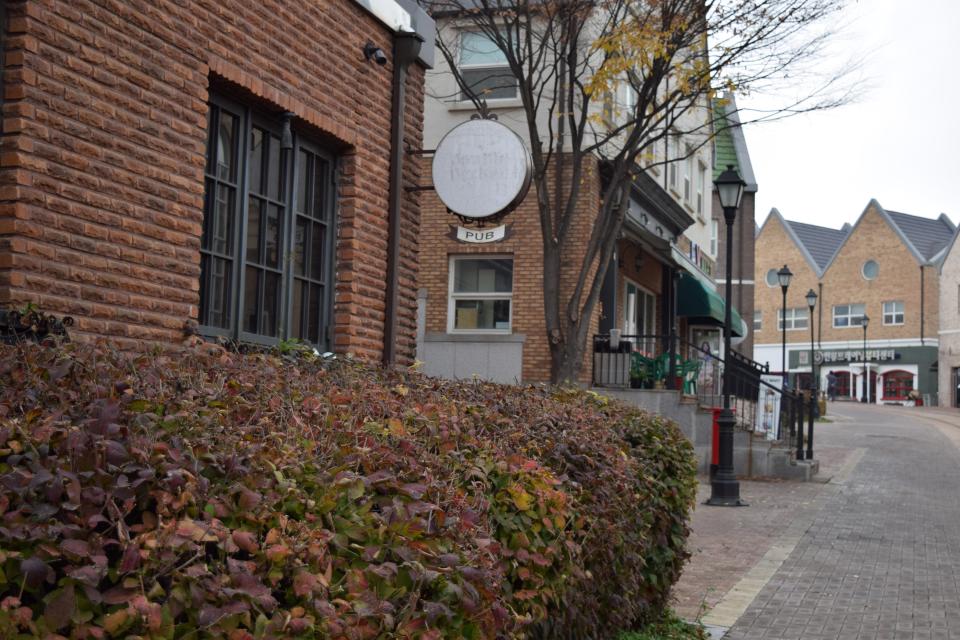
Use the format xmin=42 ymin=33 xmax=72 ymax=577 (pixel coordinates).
xmin=0 ymin=340 xmax=697 ymax=639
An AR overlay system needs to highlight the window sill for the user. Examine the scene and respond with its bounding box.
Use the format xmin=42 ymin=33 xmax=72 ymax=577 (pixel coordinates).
xmin=447 ymin=99 xmax=523 ymax=111
xmin=427 ymin=331 xmax=525 ymax=343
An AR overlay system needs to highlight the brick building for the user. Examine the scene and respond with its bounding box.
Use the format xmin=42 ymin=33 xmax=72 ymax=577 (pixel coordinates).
xmin=936 ymin=227 xmax=960 ymax=407
xmin=414 ymin=24 xmax=736 ymax=385
xmin=0 ymin=0 xmax=434 ymax=364
xmin=711 ymin=93 xmax=757 ymax=357
xmin=754 ymin=201 xmax=953 ymax=403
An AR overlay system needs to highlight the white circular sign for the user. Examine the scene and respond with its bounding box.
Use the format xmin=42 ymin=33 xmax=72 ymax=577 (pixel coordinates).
xmin=432 ymin=118 xmax=532 ymax=219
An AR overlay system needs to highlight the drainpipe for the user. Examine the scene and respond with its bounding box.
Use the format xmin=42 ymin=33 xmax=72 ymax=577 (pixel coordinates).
xmin=817 ymin=282 xmax=823 ymax=349
xmin=383 ymin=30 xmax=424 ymax=366
xmin=920 ymin=265 xmax=925 ymax=346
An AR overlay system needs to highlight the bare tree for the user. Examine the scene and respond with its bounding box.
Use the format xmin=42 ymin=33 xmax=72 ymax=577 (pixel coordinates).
xmin=421 ymin=0 xmax=859 ymax=384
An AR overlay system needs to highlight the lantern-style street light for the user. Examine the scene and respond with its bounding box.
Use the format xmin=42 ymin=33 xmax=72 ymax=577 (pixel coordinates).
xmin=804 ymin=288 xmax=818 ymax=461
xmin=862 ymin=314 xmax=870 ymax=403
xmin=778 ymin=265 xmax=793 ymax=390
xmin=707 ymin=165 xmax=747 ymax=507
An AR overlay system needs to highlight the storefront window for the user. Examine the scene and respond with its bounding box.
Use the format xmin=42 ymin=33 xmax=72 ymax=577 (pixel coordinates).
xmin=882 ymin=370 xmax=913 ymax=400
xmin=624 ymin=280 xmax=656 ymax=353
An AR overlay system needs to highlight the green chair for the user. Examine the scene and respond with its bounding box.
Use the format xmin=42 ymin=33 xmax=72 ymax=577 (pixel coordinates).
xmin=679 ymin=358 xmax=703 ymax=395
xmin=630 ymin=352 xmax=656 ymax=387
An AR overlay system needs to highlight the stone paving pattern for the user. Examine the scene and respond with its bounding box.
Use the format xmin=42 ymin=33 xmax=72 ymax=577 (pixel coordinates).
xmin=674 ymin=404 xmax=960 ymax=640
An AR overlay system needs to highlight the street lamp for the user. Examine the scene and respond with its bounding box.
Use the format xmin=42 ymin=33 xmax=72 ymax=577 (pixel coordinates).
xmin=804 ymin=288 xmax=818 ymax=461
xmin=778 ymin=265 xmax=793 ymax=390
xmin=862 ymin=314 xmax=870 ymax=403
xmin=707 ymin=165 xmax=747 ymax=507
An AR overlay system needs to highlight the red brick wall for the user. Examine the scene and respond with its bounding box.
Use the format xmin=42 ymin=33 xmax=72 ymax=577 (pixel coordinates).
xmin=0 ymin=0 xmax=424 ymax=363
xmin=418 ymin=155 xmax=601 ymax=384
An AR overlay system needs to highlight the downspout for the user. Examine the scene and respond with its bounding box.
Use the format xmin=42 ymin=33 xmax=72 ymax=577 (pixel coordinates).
xmin=383 ymin=30 xmax=424 ymax=366
xmin=920 ymin=265 xmax=925 ymax=346
xmin=817 ymin=281 xmax=823 ymax=349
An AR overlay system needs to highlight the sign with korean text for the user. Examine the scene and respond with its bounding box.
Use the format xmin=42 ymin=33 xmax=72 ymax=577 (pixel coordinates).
xmin=814 ymin=349 xmax=898 ymax=365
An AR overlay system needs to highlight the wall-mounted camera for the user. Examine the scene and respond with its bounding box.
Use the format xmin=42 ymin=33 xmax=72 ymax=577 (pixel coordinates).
xmin=363 ymin=41 xmax=388 ymax=66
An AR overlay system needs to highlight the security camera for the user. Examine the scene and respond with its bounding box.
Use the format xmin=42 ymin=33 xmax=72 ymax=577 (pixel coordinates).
xmin=363 ymin=41 xmax=388 ymax=66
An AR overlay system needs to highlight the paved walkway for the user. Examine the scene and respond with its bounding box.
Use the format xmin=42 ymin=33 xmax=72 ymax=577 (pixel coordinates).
xmin=673 ymin=403 xmax=960 ymax=640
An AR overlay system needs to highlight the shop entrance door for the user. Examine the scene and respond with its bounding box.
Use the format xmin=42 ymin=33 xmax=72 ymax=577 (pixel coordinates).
xmin=869 ymin=371 xmax=878 ymax=403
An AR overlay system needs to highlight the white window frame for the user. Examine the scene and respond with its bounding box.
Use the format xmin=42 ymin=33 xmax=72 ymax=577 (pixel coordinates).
xmin=765 ymin=268 xmax=779 ymax=287
xmin=668 ymin=132 xmax=679 ymax=192
xmin=778 ymin=307 xmax=809 ymax=331
xmin=753 ymin=310 xmax=762 ymax=331
xmin=457 ymin=30 xmax=518 ymax=102
xmin=683 ymin=145 xmax=693 ymax=203
xmin=710 ymin=218 xmax=718 ymax=256
xmin=447 ymin=255 xmax=514 ymax=334
xmin=697 ymin=161 xmax=707 ymax=216
xmin=833 ymin=303 xmax=866 ymax=328
xmin=623 ymin=278 xmax=657 ymax=354
xmin=882 ymin=300 xmax=904 ymax=325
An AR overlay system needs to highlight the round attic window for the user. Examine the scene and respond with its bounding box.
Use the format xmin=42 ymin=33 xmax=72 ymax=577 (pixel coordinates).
xmin=765 ymin=268 xmax=779 ymax=287
xmin=862 ymin=260 xmax=879 ymax=280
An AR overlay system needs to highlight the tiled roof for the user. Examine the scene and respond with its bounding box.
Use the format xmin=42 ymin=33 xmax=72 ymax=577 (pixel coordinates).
xmin=885 ymin=210 xmax=955 ymax=262
xmin=784 ymin=220 xmax=849 ymax=271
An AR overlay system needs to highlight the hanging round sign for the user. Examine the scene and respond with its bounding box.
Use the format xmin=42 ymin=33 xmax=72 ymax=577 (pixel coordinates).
xmin=431 ymin=118 xmax=532 ymax=220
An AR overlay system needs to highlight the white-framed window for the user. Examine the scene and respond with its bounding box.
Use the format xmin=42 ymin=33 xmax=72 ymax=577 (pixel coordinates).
xmin=861 ymin=259 xmax=879 ymax=280
xmin=684 ymin=145 xmax=693 ymax=203
xmin=618 ymin=81 xmax=637 ymax=118
xmin=778 ymin=307 xmax=809 ymax=331
xmin=765 ymin=268 xmax=779 ymax=287
xmin=697 ymin=161 xmax=707 ymax=215
xmin=624 ymin=279 xmax=656 ymax=353
xmin=833 ymin=303 xmax=866 ymax=328
xmin=458 ymin=31 xmax=518 ymax=101
xmin=668 ymin=133 xmax=679 ymax=191
xmin=883 ymin=300 xmax=904 ymax=325
xmin=753 ymin=310 xmax=762 ymax=331
xmin=448 ymin=256 xmax=513 ymax=333
xmin=710 ymin=218 xmax=718 ymax=255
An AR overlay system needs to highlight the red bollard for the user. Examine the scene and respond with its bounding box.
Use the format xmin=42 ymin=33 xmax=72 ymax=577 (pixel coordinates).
xmin=710 ymin=407 xmax=722 ymax=479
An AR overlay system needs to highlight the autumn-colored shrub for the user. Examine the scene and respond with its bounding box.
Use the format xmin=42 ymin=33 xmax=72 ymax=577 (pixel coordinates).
xmin=0 ymin=340 xmax=696 ymax=639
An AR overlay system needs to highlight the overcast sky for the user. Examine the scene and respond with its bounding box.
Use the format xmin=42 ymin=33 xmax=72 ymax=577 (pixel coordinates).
xmin=738 ymin=0 xmax=960 ymax=231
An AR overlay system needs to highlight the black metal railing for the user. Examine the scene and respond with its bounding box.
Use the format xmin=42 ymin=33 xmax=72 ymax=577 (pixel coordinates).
xmin=593 ymin=333 xmax=816 ymax=458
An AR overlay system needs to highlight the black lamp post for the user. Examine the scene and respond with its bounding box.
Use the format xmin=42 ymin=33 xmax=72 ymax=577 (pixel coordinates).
xmin=707 ymin=165 xmax=747 ymax=507
xmin=805 ymin=288 xmax=818 ymax=461
xmin=862 ymin=314 xmax=870 ymax=403
xmin=778 ymin=265 xmax=793 ymax=390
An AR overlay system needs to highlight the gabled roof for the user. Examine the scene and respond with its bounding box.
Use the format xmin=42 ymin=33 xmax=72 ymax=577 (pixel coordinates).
xmin=712 ymin=94 xmax=757 ymax=192
xmin=786 ymin=220 xmax=848 ymax=273
xmin=760 ymin=200 xmax=957 ymax=278
xmin=885 ymin=210 xmax=955 ymax=263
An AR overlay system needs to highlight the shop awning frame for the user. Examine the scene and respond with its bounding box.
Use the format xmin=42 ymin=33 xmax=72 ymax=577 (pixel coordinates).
xmin=677 ymin=273 xmax=745 ymax=337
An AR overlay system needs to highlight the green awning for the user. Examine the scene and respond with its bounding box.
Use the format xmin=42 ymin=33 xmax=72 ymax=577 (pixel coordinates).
xmin=677 ymin=273 xmax=745 ymax=337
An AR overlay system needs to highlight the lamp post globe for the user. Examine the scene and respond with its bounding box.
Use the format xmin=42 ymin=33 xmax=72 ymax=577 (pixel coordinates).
xmin=707 ymin=165 xmax=747 ymax=507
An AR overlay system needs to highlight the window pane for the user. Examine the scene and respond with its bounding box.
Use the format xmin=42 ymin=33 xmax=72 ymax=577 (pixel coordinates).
xmin=200 ymin=255 xmax=232 ymax=329
xmin=204 ymin=184 xmax=235 ymax=255
xmin=454 ymin=259 xmax=513 ymax=293
xmin=249 ymin=127 xmax=264 ymax=195
xmin=244 ymin=267 xmax=260 ymax=333
xmin=267 ymin=134 xmax=282 ymax=201
xmin=292 ymin=280 xmax=306 ymax=339
xmin=454 ymin=299 xmax=511 ymax=330
xmin=296 ymin=150 xmax=309 ymax=214
xmin=205 ymin=109 xmax=215 ymax=175
xmin=262 ymin=272 xmax=280 ymax=337
xmin=310 ymin=224 xmax=325 ymax=281
xmin=461 ymin=68 xmax=517 ymax=100
xmin=246 ymin=198 xmax=262 ymax=262
xmin=313 ymin=158 xmax=328 ymax=220
xmin=308 ymin=283 xmax=323 ymax=344
xmin=217 ymin=111 xmax=238 ymax=182
xmin=460 ymin=31 xmax=507 ymax=66
xmin=294 ymin=218 xmax=308 ymax=276
xmin=266 ymin=204 xmax=282 ymax=269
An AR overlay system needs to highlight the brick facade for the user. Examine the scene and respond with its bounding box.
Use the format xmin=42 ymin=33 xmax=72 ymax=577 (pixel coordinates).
xmin=418 ymin=156 xmax=601 ymax=383
xmin=937 ymin=232 xmax=960 ymax=407
xmin=0 ymin=0 xmax=425 ymax=363
xmin=754 ymin=202 xmax=946 ymax=400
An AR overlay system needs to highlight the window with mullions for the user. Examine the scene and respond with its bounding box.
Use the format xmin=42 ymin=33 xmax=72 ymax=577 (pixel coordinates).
xmin=199 ymin=96 xmax=336 ymax=348
xmin=882 ymin=300 xmax=904 ymax=325
xmin=459 ymin=31 xmax=518 ymax=101
xmin=833 ymin=303 xmax=865 ymax=328
xmin=778 ymin=307 xmax=808 ymax=331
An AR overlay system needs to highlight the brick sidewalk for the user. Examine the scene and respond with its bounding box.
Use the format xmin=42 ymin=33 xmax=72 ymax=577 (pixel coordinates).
xmin=674 ymin=404 xmax=960 ymax=639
